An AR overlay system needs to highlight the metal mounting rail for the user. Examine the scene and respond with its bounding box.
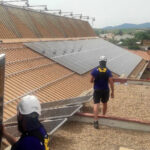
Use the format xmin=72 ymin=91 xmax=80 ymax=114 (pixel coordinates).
xmin=6 ymin=62 xmax=56 ymax=78
xmin=0 ymin=54 xmax=5 ymax=149
xmin=6 ymin=56 xmax=43 ymax=65
xmin=51 ymin=47 xmax=100 ymax=59
xmin=4 ymin=72 xmax=75 ymax=105
xmin=0 ymin=47 xmax=24 ymax=51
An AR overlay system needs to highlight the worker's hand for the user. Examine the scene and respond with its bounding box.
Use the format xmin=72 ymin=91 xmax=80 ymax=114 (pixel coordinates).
xmin=0 ymin=124 xmax=7 ymax=137
xmin=0 ymin=124 xmax=4 ymax=137
xmin=0 ymin=124 xmax=17 ymax=145
xmin=111 ymin=92 xmax=114 ymax=98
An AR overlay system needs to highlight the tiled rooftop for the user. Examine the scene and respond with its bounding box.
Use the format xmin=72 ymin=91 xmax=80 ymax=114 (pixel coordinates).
xmin=1 ymin=42 xmax=149 ymax=121
xmin=1 ymin=42 xmax=150 ymax=150
xmin=1 ymin=43 xmax=92 ymax=121
xmin=0 ymin=4 xmax=96 ymax=39
xmin=129 ymin=50 xmax=150 ymax=61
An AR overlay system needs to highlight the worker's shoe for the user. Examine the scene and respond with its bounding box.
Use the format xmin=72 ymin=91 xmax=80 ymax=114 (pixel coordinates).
xmin=93 ymin=120 xmax=99 ymax=129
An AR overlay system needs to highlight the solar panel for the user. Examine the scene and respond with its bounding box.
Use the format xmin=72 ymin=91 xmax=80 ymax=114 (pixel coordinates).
xmin=43 ymin=118 xmax=67 ymax=135
xmin=24 ymin=40 xmax=83 ymax=58
xmin=5 ymin=105 xmax=83 ymax=123
xmin=41 ymin=95 xmax=92 ymax=109
xmin=24 ymin=38 xmax=142 ymax=77
xmin=6 ymin=118 xmax=67 ymax=137
xmin=40 ymin=105 xmax=82 ymax=120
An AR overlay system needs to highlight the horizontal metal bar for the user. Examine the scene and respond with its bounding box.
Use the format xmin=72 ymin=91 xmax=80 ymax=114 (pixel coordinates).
xmin=6 ymin=56 xmax=43 ymax=65
xmin=0 ymin=47 xmax=24 ymax=51
xmin=4 ymin=72 xmax=75 ymax=105
xmin=6 ymin=62 xmax=56 ymax=78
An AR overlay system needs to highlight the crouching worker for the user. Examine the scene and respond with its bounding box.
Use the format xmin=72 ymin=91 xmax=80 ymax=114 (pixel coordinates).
xmin=1 ymin=95 xmax=50 ymax=150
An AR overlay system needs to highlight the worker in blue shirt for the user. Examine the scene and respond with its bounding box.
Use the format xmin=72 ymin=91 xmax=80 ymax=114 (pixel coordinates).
xmin=1 ymin=95 xmax=50 ymax=150
xmin=91 ymin=56 xmax=114 ymax=129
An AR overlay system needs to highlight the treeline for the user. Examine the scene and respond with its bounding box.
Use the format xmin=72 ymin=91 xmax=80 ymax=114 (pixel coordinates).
xmin=94 ymin=28 xmax=150 ymax=50
xmin=94 ymin=28 xmax=136 ymax=35
xmin=121 ymin=30 xmax=150 ymax=50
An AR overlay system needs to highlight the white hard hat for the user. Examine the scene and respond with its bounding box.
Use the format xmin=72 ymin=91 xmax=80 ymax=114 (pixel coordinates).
xmin=18 ymin=95 xmax=41 ymax=115
xmin=99 ymin=56 xmax=107 ymax=62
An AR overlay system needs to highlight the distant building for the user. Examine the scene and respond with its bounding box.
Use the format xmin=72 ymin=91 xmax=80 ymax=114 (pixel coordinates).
xmin=114 ymin=34 xmax=134 ymax=41
xmin=140 ymin=40 xmax=150 ymax=50
xmin=100 ymin=33 xmax=114 ymax=39
xmin=143 ymin=40 xmax=150 ymax=46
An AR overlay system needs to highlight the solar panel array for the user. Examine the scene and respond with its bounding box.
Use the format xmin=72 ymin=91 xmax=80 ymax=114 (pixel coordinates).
xmin=24 ymin=38 xmax=142 ymax=76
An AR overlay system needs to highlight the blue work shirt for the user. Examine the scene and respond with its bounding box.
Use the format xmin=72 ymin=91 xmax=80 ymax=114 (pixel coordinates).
xmin=11 ymin=136 xmax=45 ymax=150
xmin=11 ymin=126 xmax=47 ymax=150
xmin=91 ymin=67 xmax=112 ymax=90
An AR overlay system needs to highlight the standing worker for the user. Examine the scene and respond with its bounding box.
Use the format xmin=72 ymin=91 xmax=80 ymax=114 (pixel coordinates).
xmin=1 ymin=95 xmax=50 ymax=150
xmin=91 ymin=56 xmax=114 ymax=129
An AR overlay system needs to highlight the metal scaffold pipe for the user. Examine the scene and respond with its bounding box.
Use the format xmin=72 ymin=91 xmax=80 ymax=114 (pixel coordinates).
xmin=0 ymin=0 xmax=27 ymax=2
xmin=0 ymin=54 xmax=5 ymax=149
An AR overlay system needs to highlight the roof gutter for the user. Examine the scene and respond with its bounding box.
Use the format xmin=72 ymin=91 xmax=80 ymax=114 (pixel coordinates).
xmin=136 ymin=61 xmax=149 ymax=79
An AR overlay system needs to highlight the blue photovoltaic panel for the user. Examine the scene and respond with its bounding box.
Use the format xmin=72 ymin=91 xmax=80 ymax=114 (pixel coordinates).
xmin=24 ymin=38 xmax=142 ymax=76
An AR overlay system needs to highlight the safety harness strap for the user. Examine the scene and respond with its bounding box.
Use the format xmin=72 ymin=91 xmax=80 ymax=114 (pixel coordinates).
xmin=98 ymin=67 xmax=107 ymax=73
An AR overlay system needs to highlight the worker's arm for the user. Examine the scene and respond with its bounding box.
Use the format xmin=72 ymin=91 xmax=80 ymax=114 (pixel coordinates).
xmin=90 ymin=75 xmax=95 ymax=83
xmin=1 ymin=124 xmax=17 ymax=145
xmin=109 ymin=77 xmax=114 ymax=98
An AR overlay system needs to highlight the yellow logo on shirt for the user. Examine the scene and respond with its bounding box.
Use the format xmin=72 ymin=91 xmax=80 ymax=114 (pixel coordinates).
xmin=98 ymin=68 xmax=107 ymax=73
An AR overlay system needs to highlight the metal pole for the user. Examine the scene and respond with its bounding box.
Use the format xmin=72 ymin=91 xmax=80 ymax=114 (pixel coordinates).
xmin=0 ymin=54 xmax=5 ymax=149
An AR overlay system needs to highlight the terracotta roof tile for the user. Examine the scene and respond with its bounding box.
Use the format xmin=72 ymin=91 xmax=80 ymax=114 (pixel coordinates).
xmin=129 ymin=50 xmax=150 ymax=61
xmin=0 ymin=43 xmax=92 ymax=121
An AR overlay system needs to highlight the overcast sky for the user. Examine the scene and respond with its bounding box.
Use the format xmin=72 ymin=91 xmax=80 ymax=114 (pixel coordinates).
xmin=10 ymin=0 xmax=150 ymax=28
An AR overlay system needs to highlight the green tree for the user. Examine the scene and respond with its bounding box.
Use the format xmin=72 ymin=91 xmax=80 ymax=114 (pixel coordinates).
xmin=121 ymin=38 xmax=140 ymax=50
xmin=135 ymin=32 xmax=150 ymax=41
xmin=115 ymin=30 xmax=123 ymax=35
xmin=94 ymin=29 xmax=100 ymax=36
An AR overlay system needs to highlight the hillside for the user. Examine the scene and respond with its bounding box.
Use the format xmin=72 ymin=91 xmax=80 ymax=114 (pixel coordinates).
xmin=103 ymin=23 xmax=150 ymax=30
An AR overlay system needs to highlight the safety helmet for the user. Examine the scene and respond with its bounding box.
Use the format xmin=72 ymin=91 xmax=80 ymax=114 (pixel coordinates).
xmin=99 ymin=56 xmax=107 ymax=62
xmin=99 ymin=56 xmax=107 ymax=68
xmin=18 ymin=95 xmax=41 ymax=115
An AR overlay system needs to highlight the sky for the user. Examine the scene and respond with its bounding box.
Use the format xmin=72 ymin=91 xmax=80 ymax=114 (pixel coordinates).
xmin=7 ymin=0 xmax=150 ymax=28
